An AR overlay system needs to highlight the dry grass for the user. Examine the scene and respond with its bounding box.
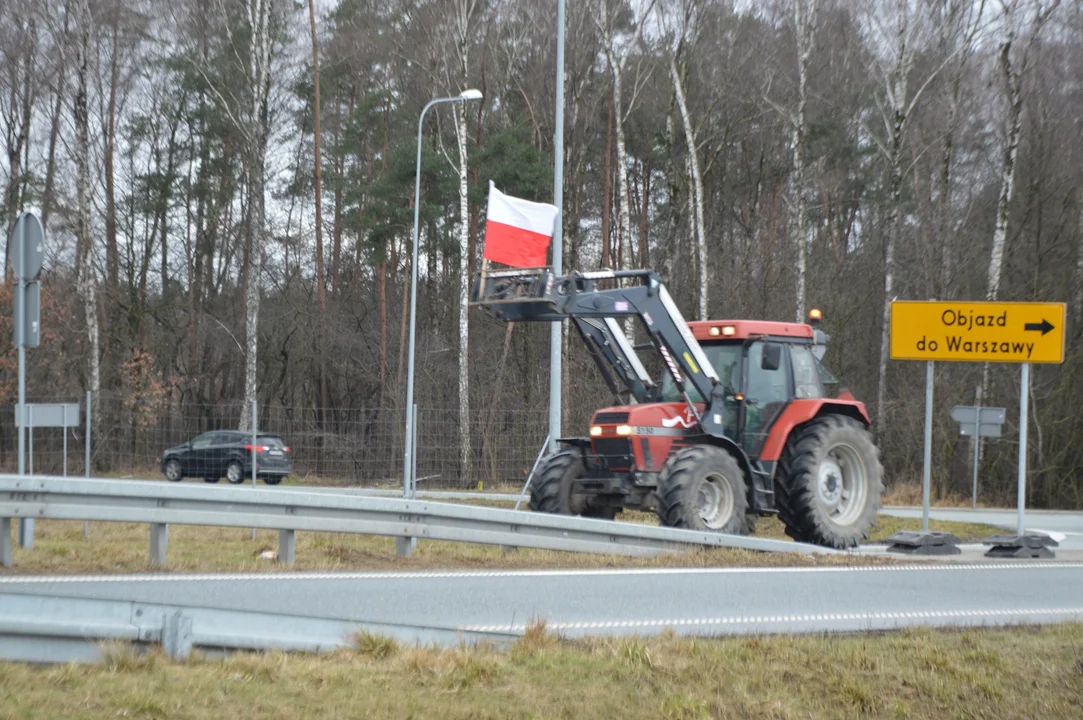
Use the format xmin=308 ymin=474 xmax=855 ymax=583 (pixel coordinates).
xmin=1 ymin=503 xmax=1003 ymax=576
xmin=882 ymin=482 xmax=986 ymax=508
xmin=1 ymin=625 xmax=1081 ymax=719
xmin=1 ymin=518 xmax=894 ymax=575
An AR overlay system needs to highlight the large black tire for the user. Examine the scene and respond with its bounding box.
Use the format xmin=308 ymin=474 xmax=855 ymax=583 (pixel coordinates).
xmin=775 ymin=415 xmax=883 ymax=549
xmin=528 ymin=449 xmax=617 ymax=520
xmin=656 ymin=445 xmax=749 ymax=534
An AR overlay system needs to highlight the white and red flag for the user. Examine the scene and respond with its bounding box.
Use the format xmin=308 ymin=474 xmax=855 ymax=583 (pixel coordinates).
xmin=482 ymin=181 xmax=559 ymax=268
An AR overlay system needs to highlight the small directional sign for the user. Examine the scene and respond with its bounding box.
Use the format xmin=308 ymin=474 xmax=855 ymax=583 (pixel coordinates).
xmin=950 ymin=406 xmax=1006 ymax=437
xmin=890 ymin=301 xmax=1066 ymax=364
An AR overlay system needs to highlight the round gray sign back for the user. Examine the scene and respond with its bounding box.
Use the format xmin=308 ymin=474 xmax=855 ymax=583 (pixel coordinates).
xmin=9 ymin=212 xmax=45 ymax=282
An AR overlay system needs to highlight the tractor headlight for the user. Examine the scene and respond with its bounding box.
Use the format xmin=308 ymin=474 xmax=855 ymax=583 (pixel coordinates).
xmin=590 ymin=425 xmax=603 ymax=437
xmin=615 ymin=425 xmax=632 ymax=436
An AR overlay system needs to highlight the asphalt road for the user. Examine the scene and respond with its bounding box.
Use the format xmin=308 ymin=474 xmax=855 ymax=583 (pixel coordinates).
xmin=4 ymin=563 xmax=1081 ymax=638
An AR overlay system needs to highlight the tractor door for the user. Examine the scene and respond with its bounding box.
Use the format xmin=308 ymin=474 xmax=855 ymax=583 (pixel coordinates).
xmin=740 ymin=341 xmax=792 ymax=456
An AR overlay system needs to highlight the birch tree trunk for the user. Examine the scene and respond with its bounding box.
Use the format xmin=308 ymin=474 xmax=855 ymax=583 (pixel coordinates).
xmin=74 ymin=6 xmax=100 ymax=437
xmin=669 ymin=56 xmax=708 ymax=320
xmin=239 ymin=0 xmax=274 ymax=431
xmin=454 ymin=0 xmax=477 ymax=481
xmin=792 ymin=0 xmax=817 ymax=321
xmin=985 ymin=22 xmax=1021 ymax=302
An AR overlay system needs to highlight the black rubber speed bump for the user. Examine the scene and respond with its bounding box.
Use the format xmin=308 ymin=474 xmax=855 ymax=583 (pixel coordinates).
xmin=885 ymin=530 xmax=962 ymax=555
xmin=982 ymin=533 xmax=1057 ymax=559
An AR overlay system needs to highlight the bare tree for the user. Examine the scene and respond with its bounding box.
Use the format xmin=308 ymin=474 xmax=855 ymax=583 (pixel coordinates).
xmin=307 ymin=0 xmax=328 ymax=418
xmin=74 ymin=0 xmax=101 ymax=431
xmin=863 ymin=0 xmax=951 ymax=432
xmin=986 ymin=0 xmax=1059 ymax=301
xmin=790 ymin=0 xmax=817 ymax=322
xmin=663 ymin=0 xmax=710 ymax=320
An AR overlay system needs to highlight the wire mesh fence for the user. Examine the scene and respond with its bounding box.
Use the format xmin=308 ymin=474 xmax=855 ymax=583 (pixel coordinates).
xmin=0 ymin=393 xmax=551 ymax=489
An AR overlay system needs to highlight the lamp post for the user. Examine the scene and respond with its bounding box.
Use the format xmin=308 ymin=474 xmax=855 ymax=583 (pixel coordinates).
xmin=402 ymin=89 xmax=482 ymax=505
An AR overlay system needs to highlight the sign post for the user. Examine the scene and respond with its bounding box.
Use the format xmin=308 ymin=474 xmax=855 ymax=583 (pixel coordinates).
xmin=9 ymin=212 xmax=45 ymax=550
xmin=949 ymin=405 xmax=1007 ymax=509
xmin=889 ymin=300 xmax=1065 ymax=558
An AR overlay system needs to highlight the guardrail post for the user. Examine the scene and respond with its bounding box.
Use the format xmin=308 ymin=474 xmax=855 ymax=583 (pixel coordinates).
xmin=161 ymin=612 xmax=193 ymax=661
xmin=149 ymin=523 xmax=168 ymax=566
xmin=278 ymin=529 xmax=296 ymax=565
xmin=1 ymin=517 xmax=12 ymax=567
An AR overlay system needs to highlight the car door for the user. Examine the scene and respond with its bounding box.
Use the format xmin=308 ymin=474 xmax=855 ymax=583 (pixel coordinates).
xmin=208 ymin=431 xmax=240 ymax=479
xmin=187 ymin=432 xmax=217 ymax=477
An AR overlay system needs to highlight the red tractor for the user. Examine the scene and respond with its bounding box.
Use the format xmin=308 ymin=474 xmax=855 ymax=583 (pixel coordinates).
xmin=472 ymin=268 xmax=882 ymax=549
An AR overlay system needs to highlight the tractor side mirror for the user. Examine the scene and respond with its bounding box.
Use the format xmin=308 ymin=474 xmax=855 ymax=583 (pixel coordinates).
xmin=761 ymin=342 xmax=782 ymax=371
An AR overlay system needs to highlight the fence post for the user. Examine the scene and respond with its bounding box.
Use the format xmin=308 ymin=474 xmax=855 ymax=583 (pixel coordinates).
xmin=62 ymin=404 xmax=68 ymax=477
xmin=251 ymin=400 xmax=257 ymax=541
xmin=84 ymin=391 xmax=91 ymax=539
xmin=18 ymin=405 xmax=33 ymax=550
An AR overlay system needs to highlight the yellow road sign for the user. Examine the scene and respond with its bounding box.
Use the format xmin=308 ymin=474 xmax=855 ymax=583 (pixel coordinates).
xmin=890 ymin=301 xmax=1066 ymax=364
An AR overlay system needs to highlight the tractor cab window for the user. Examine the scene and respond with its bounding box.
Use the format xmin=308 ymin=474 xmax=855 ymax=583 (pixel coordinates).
xmin=789 ymin=345 xmax=824 ymax=399
xmin=658 ymin=343 xmax=743 ymax=403
xmin=743 ymin=342 xmax=791 ymax=455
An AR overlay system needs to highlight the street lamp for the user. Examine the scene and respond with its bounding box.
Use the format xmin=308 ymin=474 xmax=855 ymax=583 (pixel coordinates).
xmin=403 ymin=89 xmax=482 ymax=503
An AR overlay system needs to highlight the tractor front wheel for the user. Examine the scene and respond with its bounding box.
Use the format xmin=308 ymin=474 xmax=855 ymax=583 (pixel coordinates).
xmin=529 ymin=449 xmax=617 ymax=520
xmin=657 ymin=446 xmax=749 ymax=534
xmin=775 ymin=415 xmax=883 ymax=549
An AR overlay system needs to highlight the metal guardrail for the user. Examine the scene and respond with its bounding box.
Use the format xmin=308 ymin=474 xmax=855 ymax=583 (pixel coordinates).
xmin=0 ymin=590 xmax=514 ymax=663
xmin=0 ymin=475 xmax=837 ymax=567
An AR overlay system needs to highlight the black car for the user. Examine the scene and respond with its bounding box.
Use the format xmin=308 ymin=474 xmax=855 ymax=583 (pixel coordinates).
xmin=160 ymin=430 xmax=292 ymax=484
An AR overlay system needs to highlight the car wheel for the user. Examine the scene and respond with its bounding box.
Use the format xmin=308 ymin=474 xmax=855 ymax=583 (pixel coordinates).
xmin=226 ymin=460 xmax=245 ymax=484
xmin=164 ymin=459 xmax=183 ymax=482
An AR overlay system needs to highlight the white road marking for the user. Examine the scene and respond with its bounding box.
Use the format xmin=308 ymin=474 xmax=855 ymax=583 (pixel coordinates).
xmin=2 ymin=562 xmax=1082 ymax=584
xmin=460 ymin=607 xmax=1083 ymax=634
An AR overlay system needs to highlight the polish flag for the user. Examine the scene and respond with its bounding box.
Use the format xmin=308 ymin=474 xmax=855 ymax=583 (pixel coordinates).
xmin=483 ymin=181 xmax=559 ymax=268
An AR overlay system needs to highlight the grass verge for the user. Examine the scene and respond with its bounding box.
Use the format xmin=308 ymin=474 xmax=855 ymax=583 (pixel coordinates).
xmin=1 ymin=508 xmax=1002 ymax=575
xmin=1 ymin=624 xmax=1081 ymax=719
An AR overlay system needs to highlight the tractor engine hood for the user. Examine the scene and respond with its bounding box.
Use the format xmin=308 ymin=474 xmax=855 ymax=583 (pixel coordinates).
xmin=589 ymin=402 xmax=706 ymax=437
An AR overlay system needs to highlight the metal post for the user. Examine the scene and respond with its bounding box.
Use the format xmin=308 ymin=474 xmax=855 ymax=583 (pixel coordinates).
xmin=971 ymin=414 xmax=980 ymax=511
xmin=514 ymin=435 xmax=552 ymax=511
xmin=411 ymin=403 xmax=418 ymax=499
xmin=921 ymin=360 xmax=934 ymax=532
xmin=28 ymin=405 xmax=33 ymax=476
xmin=1017 ymin=362 xmax=1029 ymax=536
xmin=85 ymin=391 xmax=91 ymax=539
xmin=403 ymin=93 xmax=479 ymax=500
xmin=548 ymin=0 xmax=565 ymax=454
xmin=62 ymin=405 xmax=68 ymax=477
xmin=16 ymin=216 xmax=28 ymax=549
xmin=252 ymin=400 xmax=257 ymax=540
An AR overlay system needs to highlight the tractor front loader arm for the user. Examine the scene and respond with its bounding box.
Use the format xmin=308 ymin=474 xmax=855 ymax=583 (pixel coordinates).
xmin=470 ymin=268 xmax=728 ymax=437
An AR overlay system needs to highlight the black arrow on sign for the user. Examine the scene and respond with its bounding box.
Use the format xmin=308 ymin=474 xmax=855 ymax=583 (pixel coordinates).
xmin=1024 ymin=319 xmax=1055 ymax=335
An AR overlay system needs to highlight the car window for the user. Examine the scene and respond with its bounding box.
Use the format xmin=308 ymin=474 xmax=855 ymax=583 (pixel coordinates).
xmin=790 ymin=345 xmax=824 ymax=399
xmin=259 ymin=436 xmax=285 ymax=448
xmin=214 ymin=431 xmax=242 ymax=445
xmin=191 ymin=432 xmax=215 ymax=449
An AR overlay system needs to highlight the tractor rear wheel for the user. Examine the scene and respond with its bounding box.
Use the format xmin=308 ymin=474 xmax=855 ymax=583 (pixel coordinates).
xmin=657 ymin=445 xmax=749 ymax=534
xmin=529 ymin=449 xmax=617 ymax=520
xmin=775 ymin=415 xmax=883 ymax=549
